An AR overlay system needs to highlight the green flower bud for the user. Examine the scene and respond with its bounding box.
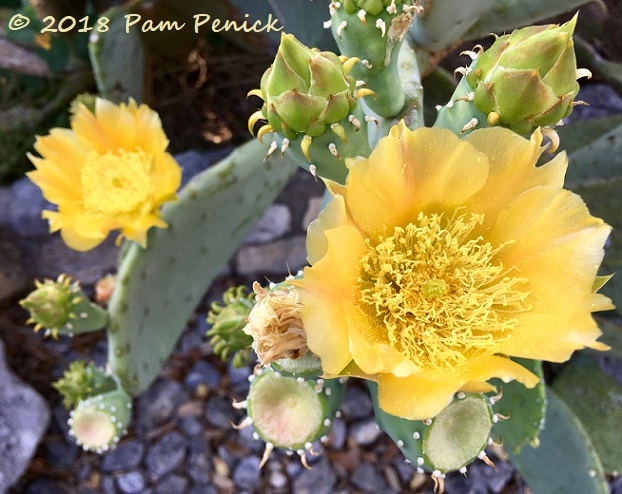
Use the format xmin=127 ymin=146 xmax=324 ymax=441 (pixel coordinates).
xmin=248 ymin=33 xmax=359 ymax=141
xmin=206 ymin=285 xmax=255 ymax=367
xmin=465 ymin=16 xmax=586 ymax=134
xmin=20 ymin=274 xmax=108 ymax=338
xmin=53 ymin=361 xmax=117 ymax=409
xmin=343 ymin=0 xmax=406 ymax=16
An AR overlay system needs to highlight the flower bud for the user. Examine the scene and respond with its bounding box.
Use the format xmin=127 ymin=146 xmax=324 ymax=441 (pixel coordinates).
xmin=465 ymin=16 xmax=585 ymax=133
xmin=249 ymin=33 xmax=358 ymax=141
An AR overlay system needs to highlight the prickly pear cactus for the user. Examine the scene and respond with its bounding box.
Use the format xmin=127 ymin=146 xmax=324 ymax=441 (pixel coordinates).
xmin=107 ymin=139 xmax=297 ymax=394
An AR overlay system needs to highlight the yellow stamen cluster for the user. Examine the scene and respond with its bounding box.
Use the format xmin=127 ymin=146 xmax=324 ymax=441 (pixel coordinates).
xmin=81 ymin=149 xmax=152 ymax=216
xmin=357 ymin=211 xmax=530 ymax=375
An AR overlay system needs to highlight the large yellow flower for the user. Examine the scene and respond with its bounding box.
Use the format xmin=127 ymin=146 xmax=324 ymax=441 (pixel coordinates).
xmin=27 ymin=98 xmax=181 ymax=251
xmin=295 ymin=122 xmax=613 ymax=420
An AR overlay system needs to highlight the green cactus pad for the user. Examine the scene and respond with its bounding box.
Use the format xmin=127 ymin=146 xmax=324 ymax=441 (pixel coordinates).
xmin=246 ymin=367 xmax=345 ymax=451
xmin=107 ymin=139 xmax=297 ymax=394
xmin=88 ymin=7 xmax=145 ymax=102
xmin=552 ymin=353 xmax=622 ymax=473
xmin=509 ymin=387 xmax=608 ymax=494
xmin=488 ymin=358 xmax=546 ymax=454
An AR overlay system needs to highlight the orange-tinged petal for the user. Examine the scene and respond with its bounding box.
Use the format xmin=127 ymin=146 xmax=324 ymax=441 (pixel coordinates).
xmin=465 ymin=128 xmax=567 ymax=226
xmin=306 ymin=194 xmax=349 ymax=265
xmin=345 ymin=122 xmax=489 ymax=239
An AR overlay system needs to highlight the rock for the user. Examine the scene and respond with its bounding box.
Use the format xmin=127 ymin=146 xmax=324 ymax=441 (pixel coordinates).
xmin=328 ymin=416 xmax=347 ymax=450
xmin=116 ymin=470 xmax=146 ymax=494
xmin=568 ymin=84 xmax=622 ymax=120
xmin=31 ymin=235 xmax=119 ymax=286
xmin=235 ymin=235 xmax=307 ymax=276
xmin=145 ymin=431 xmax=188 ymax=478
xmin=24 ymin=479 xmax=65 ymax=494
xmin=443 ymin=471 xmax=488 ymax=494
xmin=135 ymin=379 xmax=189 ymax=434
xmin=153 ymin=474 xmax=189 ymax=494
xmin=0 ymin=338 xmax=50 ymax=494
xmin=205 ymin=395 xmax=241 ymax=429
xmin=351 ymin=461 xmax=389 ymax=493
xmin=188 ymin=486 xmax=217 ymax=494
xmin=244 ymin=204 xmax=291 ymax=244
xmin=9 ymin=176 xmax=53 ymax=237
xmin=350 ymin=418 xmax=382 ymax=446
xmin=177 ymin=415 xmax=203 ymax=437
xmin=184 ymin=360 xmax=221 ymax=392
xmin=186 ymin=451 xmax=212 ymax=484
xmin=0 ymin=187 xmax=11 ymax=230
xmin=101 ymin=439 xmax=145 ymax=473
xmin=101 ymin=475 xmax=116 ymax=494
xmin=232 ymin=456 xmax=261 ymax=490
xmin=45 ymin=438 xmax=79 ymax=469
xmin=292 ymin=458 xmax=336 ymax=494
xmin=342 ymin=385 xmax=373 ymax=420
xmin=478 ymin=457 xmax=514 ymax=494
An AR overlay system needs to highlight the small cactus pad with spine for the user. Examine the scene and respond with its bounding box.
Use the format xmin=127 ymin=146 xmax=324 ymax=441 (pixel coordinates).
xmin=20 ymin=274 xmax=108 ymax=338
xmin=206 ymin=285 xmax=255 ymax=368
xmin=370 ymin=382 xmax=496 ymax=484
xmin=68 ymin=378 xmax=132 ymax=453
xmin=238 ymin=367 xmax=345 ymax=467
xmin=271 ymin=352 xmax=323 ymax=379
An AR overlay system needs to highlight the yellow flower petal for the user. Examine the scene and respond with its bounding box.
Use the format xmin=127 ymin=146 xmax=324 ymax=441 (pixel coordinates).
xmin=306 ymin=194 xmax=349 ymax=265
xmin=345 ymin=122 xmax=489 ymax=238
xmin=465 ymin=127 xmax=567 ymax=225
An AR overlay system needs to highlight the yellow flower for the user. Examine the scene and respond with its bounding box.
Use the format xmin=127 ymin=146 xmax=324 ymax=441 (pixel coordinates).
xmin=27 ymin=98 xmax=181 ymax=251
xmin=295 ymin=122 xmax=613 ymax=420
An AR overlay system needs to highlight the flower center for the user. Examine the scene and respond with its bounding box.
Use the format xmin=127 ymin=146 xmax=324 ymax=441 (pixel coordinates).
xmin=81 ymin=149 xmax=152 ymax=215
xmin=357 ymin=211 xmax=530 ymax=373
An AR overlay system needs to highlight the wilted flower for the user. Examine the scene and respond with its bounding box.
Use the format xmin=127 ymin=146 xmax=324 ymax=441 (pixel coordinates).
xmin=295 ymin=122 xmax=612 ymax=420
xmin=28 ymin=98 xmax=181 ymax=251
xmin=244 ymin=282 xmax=308 ymax=365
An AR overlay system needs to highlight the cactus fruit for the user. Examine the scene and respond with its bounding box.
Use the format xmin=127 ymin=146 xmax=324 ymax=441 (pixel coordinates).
xmin=20 ymin=274 xmax=108 ymax=338
xmin=465 ymin=16 xmax=589 ymax=134
xmin=271 ymin=352 xmax=323 ymax=379
xmin=248 ymin=33 xmax=371 ymax=183
xmin=206 ymin=285 xmax=255 ymax=368
xmin=370 ymin=382 xmax=498 ymax=488
xmin=236 ymin=366 xmax=345 ymax=468
xmin=54 ymin=363 xmax=131 ymax=452
xmin=328 ymin=0 xmax=421 ymax=117
xmin=68 ymin=385 xmax=132 ymax=453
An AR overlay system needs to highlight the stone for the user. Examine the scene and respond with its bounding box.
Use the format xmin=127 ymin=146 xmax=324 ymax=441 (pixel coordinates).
xmin=205 ymin=395 xmax=241 ymax=429
xmin=479 ymin=457 xmax=514 ymax=494
xmin=244 ymin=204 xmax=291 ymax=243
xmin=568 ymin=84 xmax=622 ymax=120
xmin=101 ymin=439 xmax=145 ymax=473
xmin=232 ymin=456 xmax=261 ymax=490
xmin=351 ymin=461 xmax=389 ymax=492
xmin=24 ymin=479 xmax=65 ymax=494
xmin=184 ymin=360 xmax=221 ymax=392
xmin=186 ymin=451 xmax=212 ymax=484
xmin=0 ymin=186 xmax=11 ymax=230
xmin=9 ymin=176 xmax=53 ymax=237
xmin=188 ymin=486 xmax=217 ymax=494
xmin=145 ymin=431 xmax=188 ymax=478
xmin=0 ymin=339 xmax=50 ymax=494
xmin=115 ymin=470 xmax=146 ymax=494
xmin=443 ymin=471 xmax=488 ymax=494
xmin=327 ymin=416 xmax=347 ymax=450
xmin=350 ymin=418 xmax=383 ymax=446
xmin=177 ymin=415 xmax=203 ymax=437
xmin=236 ymin=235 xmax=307 ymax=276
xmin=45 ymin=438 xmax=79 ymax=469
xmin=101 ymin=475 xmax=116 ymax=494
xmin=292 ymin=458 xmax=336 ymax=494
xmin=135 ymin=379 xmax=189 ymax=434
xmin=342 ymin=385 xmax=373 ymax=420
xmin=153 ymin=474 xmax=189 ymax=494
